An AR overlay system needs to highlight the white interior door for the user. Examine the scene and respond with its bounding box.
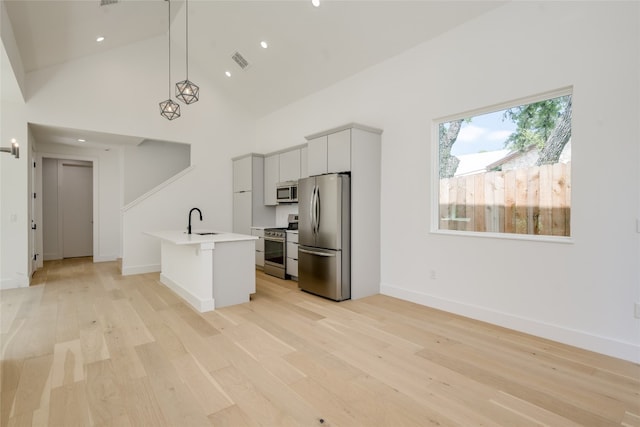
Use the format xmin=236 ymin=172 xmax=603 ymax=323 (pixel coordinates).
xmin=62 ymin=163 xmax=93 ymax=258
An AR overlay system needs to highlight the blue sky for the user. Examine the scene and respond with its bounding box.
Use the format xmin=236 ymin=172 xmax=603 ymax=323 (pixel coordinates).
xmin=450 ymin=109 xmax=516 ymax=156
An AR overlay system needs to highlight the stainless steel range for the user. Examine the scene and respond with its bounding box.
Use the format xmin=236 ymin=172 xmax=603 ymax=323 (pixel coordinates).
xmin=264 ymin=214 xmax=299 ymax=279
xmin=263 ymin=227 xmax=287 ymax=279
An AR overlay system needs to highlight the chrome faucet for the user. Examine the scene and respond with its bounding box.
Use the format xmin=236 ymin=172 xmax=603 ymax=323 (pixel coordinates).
xmin=188 ymin=208 xmax=202 ymax=234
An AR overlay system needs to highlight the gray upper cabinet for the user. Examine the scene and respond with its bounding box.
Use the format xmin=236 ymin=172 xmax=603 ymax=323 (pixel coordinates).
xmin=232 ymin=154 xmax=275 ymax=233
xmin=233 ymin=155 xmax=252 ymax=192
xmin=327 ymin=129 xmax=351 ymax=174
xmin=264 ymin=154 xmax=279 ymax=206
xmin=306 ymin=128 xmax=352 ymax=176
xmin=307 ymin=135 xmax=328 ymax=176
xmin=279 ymin=149 xmax=301 ymax=182
xmin=300 ymin=146 xmax=309 ymax=178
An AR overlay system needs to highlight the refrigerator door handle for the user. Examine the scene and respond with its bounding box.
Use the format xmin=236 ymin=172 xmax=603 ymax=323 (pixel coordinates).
xmin=315 ymin=186 xmax=321 ymax=234
xmin=299 ymin=248 xmax=336 ymax=257
xmin=310 ymin=185 xmax=316 ymax=236
xmin=312 ymin=185 xmax=318 ymax=235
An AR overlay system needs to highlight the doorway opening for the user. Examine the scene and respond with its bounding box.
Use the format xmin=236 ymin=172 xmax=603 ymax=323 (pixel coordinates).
xmin=42 ymin=158 xmax=94 ymax=260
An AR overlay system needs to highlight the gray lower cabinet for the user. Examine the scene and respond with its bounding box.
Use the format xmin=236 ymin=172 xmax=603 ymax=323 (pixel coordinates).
xmin=251 ymin=227 xmax=265 ymax=268
xmin=286 ymin=230 xmax=298 ymax=279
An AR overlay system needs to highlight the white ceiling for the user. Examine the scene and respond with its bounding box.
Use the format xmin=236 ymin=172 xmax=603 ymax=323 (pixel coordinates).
xmin=3 ymin=0 xmax=506 ymax=146
xmin=29 ymin=123 xmax=145 ymax=150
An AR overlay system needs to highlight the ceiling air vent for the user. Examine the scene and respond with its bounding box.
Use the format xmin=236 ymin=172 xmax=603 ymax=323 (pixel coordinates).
xmin=231 ymin=51 xmax=250 ymax=70
xmin=100 ymin=0 xmax=118 ymax=6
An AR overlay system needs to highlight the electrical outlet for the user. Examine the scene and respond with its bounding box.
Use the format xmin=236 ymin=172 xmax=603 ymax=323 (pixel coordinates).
xmin=635 ymin=302 xmax=640 ymax=319
xmin=430 ymin=270 xmax=436 ymax=280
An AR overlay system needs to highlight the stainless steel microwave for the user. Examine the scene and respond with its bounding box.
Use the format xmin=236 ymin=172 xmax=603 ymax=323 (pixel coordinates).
xmin=276 ymin=181 xmax=298 ymax=203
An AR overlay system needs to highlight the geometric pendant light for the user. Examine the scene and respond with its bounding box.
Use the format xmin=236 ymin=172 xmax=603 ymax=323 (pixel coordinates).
xmin=159 ymin=0 xmax=181 ymax=120
xmin=175 ymin=0 xmax=199 ymax=104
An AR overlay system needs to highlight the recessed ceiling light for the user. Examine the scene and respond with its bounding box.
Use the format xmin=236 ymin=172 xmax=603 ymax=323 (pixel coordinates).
xmin=260 ymin=41 xmax=268 ymax=49
xmin=225 ymin=71 xmax=231 ymax=77
xmin=312 ymin=0 xmax=320 ymax=7
xmin=78 ymin=139 xmax=86 ymax=142
xmin=96 ymin=36 xmax=105 ymax=42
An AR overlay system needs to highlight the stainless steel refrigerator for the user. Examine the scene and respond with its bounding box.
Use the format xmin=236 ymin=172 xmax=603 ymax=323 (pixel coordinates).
xmin=298 ymin=173 xmax=350 ymax=301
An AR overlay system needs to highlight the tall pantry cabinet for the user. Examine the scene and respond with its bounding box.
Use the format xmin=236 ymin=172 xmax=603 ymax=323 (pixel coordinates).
xmin=232 ymin=154 xmax=274 ymax=235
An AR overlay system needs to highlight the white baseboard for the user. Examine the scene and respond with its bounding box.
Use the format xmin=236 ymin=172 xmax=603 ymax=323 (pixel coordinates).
xmin=43 ymin=252 xmax=61 ymax=261
xmin=43 ymin=254 xmax=117 ymax=263
xmin=121 ymin=264 xmax=160 ymax=276
xmin=160 ymin=273 xmax=215 ymax=312
xmin=380 ymin=282 xmax=640 ymax=364
xmin=93 ymin=255 xmax=118 ymax=263
xmin=1 ymin=276 xmax=30 ymax=290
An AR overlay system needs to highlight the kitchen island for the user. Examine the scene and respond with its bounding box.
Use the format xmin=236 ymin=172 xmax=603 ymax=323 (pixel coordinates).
xmin=144 ymin=230 xmax=258 ymax=312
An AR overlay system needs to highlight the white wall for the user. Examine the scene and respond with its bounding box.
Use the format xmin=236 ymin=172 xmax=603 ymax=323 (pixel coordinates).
xmin=123 ymin=139 xmax=190 ymax=205
xmin=0 ymin=41 xmax=28 ymax=289
xmin=255 ymin=2 xmax=640 ymax=362
xmin=25 ymin=35 xmax=256 ymax=274
xmin=0 ymin=98 xmax=29 ymax=289
xmin=0 ymin=1 xmax=25 ymax=99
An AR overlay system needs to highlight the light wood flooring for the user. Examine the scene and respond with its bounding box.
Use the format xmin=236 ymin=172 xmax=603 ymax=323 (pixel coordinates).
xmin=1 ymin=257 xmax=638 ymax=426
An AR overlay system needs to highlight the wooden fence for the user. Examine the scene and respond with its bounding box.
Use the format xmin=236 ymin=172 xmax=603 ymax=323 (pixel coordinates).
xmin=439 ymin=162 xmax=571 ymax=236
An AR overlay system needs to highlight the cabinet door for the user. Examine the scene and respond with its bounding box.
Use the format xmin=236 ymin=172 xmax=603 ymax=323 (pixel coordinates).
xmin=233 ymin=191 xmax=252 ymax=235
xmin=327 ymin=129 xmax=351 ymax=173
xmin=263 ymin=154 xmax=279 ymax=206
xmin=251 ymin=228 xmax=265 ymax=251
xmin=286 ymin=258 xmax=298 ymax=277
xmin=300 ymin=146 xmax=309 ymax=178
xmin=286 ymin=241 xmax=298 ymax=258
xmin=307 ymin=136 xmax=328 ymax=176
xmin=279 ymin=149 xmax=301 ymax=182
xmin=256 ymin=251 xmax=265 ymax=267
xmin=233 ymin=156 xmax=252 ymax=192
xmin=286 ymin=231 xmax=299 ymax=244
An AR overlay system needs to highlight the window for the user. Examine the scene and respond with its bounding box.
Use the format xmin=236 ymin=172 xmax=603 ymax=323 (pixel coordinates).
xmin=434 ymin=89 xmax=572 ymax=239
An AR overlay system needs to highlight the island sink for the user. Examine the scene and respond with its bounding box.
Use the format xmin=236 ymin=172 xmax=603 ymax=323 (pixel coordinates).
xmin=182 ymin=231 xmax=219 ymax=235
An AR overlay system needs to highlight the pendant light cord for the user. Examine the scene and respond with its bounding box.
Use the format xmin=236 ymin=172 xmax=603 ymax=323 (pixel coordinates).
xmin=185 ymin=0 xmax=189 ymax=79
xmin=168 ymin=0 xmax=171 ymax=98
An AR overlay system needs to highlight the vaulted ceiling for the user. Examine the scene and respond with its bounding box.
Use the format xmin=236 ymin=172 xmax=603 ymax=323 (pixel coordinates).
xmin=3 ymin=0 xmax=505 ymax=146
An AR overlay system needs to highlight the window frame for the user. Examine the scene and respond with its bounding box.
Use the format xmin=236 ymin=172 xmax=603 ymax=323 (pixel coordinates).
xmin=430 ymin=86 xmax=574 ymax=243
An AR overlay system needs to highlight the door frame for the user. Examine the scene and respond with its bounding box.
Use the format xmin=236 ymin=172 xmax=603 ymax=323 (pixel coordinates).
xmin=36 ymin=152 xmax=99 ymax=263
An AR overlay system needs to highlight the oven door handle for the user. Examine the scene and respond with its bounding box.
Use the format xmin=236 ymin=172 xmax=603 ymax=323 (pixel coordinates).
xmin=264 ymin=237 xmax=285 ymax=243
xmin=299 ymin=248 xmax=335 ymax=257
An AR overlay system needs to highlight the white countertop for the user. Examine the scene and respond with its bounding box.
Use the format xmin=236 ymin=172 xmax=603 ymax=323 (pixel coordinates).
xmin=145 ymin=230 xmax=258 ymax=246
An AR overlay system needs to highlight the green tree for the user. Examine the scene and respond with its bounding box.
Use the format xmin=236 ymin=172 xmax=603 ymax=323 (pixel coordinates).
xmin=439 ymin=119 xmax=463 ymax=178
xmin=502 ymin=95 xmax=572 ymax=165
